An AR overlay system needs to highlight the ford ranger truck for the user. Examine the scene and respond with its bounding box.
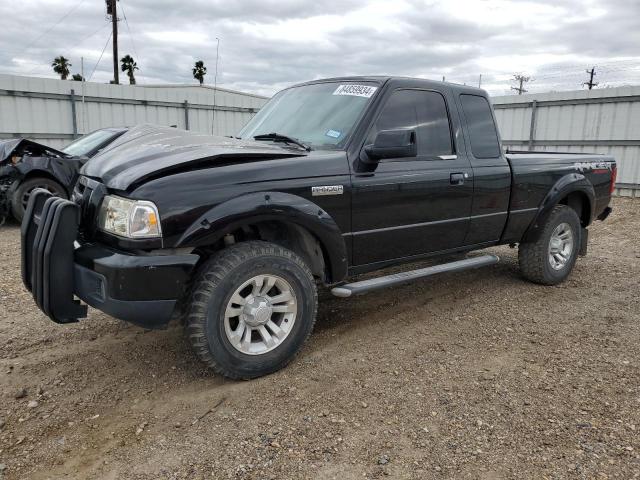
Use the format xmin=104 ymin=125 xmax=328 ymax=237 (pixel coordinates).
xmin=21 ymin=77 xmax=616 ymax=379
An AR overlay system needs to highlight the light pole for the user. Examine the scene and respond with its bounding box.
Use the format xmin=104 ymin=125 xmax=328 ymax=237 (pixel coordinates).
xmin=212 ymin=37 xmax=220 ymax=135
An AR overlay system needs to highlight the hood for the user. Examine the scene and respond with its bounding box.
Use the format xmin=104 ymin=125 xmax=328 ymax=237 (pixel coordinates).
xmin=0 ymin=138 xmax=67 ymax=164
xmin=81 ymin=125 xmax=308 ymax=191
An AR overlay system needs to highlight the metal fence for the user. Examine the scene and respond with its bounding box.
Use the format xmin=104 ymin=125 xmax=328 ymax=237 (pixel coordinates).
xmin=3 ymin=74 xmax=638 ymax=197
xmin=492 ymin=85 xmax=640 ymax=197
xmin=0 ymin=74 xmax=268 ymax=150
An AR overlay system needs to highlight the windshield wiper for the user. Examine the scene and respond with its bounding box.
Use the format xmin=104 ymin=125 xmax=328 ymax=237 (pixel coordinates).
xmin=253 ymin=133 xmax=311 ymax=152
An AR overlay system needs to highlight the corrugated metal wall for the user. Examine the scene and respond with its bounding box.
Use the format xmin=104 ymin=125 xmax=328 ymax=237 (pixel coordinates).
xmin=0 ymin=74 xmax=268 ymax=150
xmin=492 ymin=86 xmax=640 ymax=197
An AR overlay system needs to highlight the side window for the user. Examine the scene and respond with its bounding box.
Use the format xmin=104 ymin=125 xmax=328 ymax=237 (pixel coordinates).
xmin=460 ymin=94 xmax=501 ymax=158
xmin=367 ymin=89 xmax=453 ymax=158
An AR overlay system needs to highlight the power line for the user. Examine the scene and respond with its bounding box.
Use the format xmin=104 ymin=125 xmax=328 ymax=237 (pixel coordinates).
xmin=119 ymin=0 xmax=144 ymax=84
xmin=24 ymin=22 xmax=111 ymax=75
xmin=19 ymin=0 xmax=88 ymax=55
xmin=531 ymin=60 xmax=640 ymax=80
xmin=78 ymin=22 xmax=111 ymax=45
xmin=88 ymin=30 xmax=113 ymax=82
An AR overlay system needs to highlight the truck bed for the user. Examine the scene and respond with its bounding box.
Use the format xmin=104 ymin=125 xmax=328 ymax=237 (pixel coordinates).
xmin=501 ymin=150 xmax=615 ymax=243
xmin=506 ymin=150 xmax=612 ymax=162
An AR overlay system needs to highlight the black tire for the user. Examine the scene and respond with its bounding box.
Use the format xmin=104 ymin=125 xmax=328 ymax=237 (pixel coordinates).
xmin=185 ymin=241 xmax=318 ymax=379
xmin=518 ymin=205 xmax=581 ymax=285
xmin=11 ymin=177 xmax=67 ymax=222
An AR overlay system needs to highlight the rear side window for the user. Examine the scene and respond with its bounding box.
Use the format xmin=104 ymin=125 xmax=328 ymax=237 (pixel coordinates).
xmin=460 ymin=94 xmax=500 ymax=158
xmin=367 ymin=89 xmax=453 ymax=158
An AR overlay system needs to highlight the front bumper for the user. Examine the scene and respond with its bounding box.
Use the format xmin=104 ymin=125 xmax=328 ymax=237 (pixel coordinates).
xmin=22 ymin=189 xmax=199 ymax=328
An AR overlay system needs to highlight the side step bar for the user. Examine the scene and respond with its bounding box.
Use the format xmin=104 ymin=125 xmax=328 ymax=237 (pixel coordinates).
xmin=331 ymin=254 xmax=500 ymax=298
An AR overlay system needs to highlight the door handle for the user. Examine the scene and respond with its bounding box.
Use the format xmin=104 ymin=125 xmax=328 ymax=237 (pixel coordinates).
xmin=450 ymin=172 xmax=466 ymax=185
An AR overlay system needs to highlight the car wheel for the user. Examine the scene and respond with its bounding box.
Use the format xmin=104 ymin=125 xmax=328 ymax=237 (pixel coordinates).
xmin=518 ymin=204 xmax=581 ymax=285
xmin=185 ymin=240 xmax=318 ymax=379
xmin=11 ymin=177 xmax=67 ymax=222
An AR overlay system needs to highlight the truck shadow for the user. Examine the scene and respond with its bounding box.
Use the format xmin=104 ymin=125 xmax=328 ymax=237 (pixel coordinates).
xmin=313 ymin=246 xmax=520 ymax=335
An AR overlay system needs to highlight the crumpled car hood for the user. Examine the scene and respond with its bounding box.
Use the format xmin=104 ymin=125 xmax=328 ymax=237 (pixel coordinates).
xmin=0 ymin=138 xmax=67 ymax=164
xmin=81 ymin=125 xmax=308 ymax=191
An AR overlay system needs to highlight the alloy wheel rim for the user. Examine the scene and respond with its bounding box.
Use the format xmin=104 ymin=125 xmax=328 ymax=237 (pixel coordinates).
xmin=223 ymin=274 xmax=297 ymax=355
xmin=548 ymin=222 xmax=574 ymax=270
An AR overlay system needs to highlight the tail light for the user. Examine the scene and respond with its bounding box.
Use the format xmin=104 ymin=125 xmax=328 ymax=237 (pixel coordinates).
xmin=609 ymin=164 xmax=617 ymax=194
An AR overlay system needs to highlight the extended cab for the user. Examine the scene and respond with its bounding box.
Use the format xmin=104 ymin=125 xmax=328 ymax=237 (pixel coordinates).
xmin=21 ymin=77 xmax=616 ymax=379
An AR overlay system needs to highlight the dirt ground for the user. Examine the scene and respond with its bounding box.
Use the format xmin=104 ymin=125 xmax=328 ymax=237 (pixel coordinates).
xmin=0 ymin=198 xmax=639 ymax=480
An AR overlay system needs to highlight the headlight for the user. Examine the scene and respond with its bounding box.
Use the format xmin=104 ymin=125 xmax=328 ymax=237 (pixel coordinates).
xmin=98 ymin=195 xmax=161 ymax=238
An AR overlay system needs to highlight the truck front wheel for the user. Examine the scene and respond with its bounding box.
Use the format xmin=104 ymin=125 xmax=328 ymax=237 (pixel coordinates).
xmin=185 ymin=241 xmax=318 ymax=379
xmin=11 ymin=177 xmax=67 ymax=222
xmin=518 ymin=204 xmax=581 ymax=285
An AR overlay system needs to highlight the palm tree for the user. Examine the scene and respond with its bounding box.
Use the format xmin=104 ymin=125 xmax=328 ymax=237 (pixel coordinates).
xmin=120 ymin=55 xmax=138 ymax=85
xmin=51 ymin=56 xmax=71 ymax=80
xmin=192 ymin=60 xmax=207 ymax=85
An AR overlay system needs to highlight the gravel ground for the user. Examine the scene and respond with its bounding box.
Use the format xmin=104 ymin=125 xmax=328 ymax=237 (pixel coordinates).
xmin=0 ymin=198 xmax=639 ymax=480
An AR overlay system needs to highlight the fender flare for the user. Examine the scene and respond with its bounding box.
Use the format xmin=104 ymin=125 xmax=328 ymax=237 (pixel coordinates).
xmin=15 ymin=163 xmax=75 ymax=196
xmin=176 ymin=191 xmax=348 ymax=283
xmin=522 ymin=172 xmax=595 ymax=242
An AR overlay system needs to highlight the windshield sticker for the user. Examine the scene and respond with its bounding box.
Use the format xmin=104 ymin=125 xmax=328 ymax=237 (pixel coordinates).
xmin=333 ymin=84 xmax=377 ymax=98
xmin=325 ymin=129 xmax=342 ymax=139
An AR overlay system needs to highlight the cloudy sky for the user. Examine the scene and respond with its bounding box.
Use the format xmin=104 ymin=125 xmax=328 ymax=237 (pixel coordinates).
xmin=1 ymin=0 xmax=639 ymax=96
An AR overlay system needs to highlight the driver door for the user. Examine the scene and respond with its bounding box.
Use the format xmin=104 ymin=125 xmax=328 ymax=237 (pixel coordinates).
xmin=350 ymin=87 xmax=473 ymax=266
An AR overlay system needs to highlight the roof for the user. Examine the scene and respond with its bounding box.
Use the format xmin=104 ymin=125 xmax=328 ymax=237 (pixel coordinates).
xmin=290 ymin=76 xmax=487 ymax=94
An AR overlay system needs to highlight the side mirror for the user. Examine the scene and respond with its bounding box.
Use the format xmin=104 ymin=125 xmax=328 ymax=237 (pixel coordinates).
xmin=364 ymin=129 xmax=417 ymax=162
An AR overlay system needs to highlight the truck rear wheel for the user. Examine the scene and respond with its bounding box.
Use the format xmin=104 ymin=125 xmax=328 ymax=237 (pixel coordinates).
xmin=518 ymin=205 xmax=581 ymax=285
xmin=185 ymin=241 xmax=318 ymax=379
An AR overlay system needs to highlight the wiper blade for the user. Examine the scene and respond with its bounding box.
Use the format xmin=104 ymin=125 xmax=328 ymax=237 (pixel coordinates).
xmin=253 ymin=133 xmax=311 ymax=151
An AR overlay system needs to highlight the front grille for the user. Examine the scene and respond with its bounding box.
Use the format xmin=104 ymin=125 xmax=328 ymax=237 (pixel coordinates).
xmin=74 ymin=176 xmax=105 ymax=241
xmin=72 ymin=180 xmax=85 ymax=205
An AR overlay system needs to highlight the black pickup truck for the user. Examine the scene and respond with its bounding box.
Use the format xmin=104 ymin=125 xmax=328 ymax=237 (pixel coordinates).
xmin=21 ymin=77 xmax=616 ymax=379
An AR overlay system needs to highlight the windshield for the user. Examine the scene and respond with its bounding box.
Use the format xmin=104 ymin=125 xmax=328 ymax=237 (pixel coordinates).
xmin=238 ymin=82 xmax=379 ymax=149
xmin=62 ymin=129 xmax=119 ymax=157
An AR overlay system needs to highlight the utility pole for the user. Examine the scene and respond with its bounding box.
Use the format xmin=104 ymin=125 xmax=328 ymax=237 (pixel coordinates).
xmin=584 ymin=67 xmax=598 ymax=90
xmin=478 ymin=74 xmax=482 ymax=88
xmin=81 ymin=57 xmax=87 ymax=133
xmin=511 ymin=74 xmax=530 ymax=95
xmin=107 ymin=0 xmax=119 ymax=84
